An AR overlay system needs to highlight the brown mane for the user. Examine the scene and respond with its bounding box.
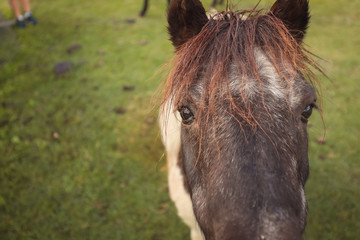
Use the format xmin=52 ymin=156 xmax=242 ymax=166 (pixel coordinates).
xmin=162 ymin=9 xmax=321 ymax=133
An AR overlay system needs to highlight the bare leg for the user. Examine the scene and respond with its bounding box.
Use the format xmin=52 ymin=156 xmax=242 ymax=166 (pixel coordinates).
xmin=20 ymin=0 xmax=31 ymax=13
xmin=20 ymin=0 xmax=37 ymax=24
xmin=8 ymin=0 xmax=22 ymax=18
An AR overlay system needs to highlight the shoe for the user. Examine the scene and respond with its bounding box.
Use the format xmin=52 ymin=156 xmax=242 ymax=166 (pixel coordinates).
xmin=26 ymin=16 xmax=37 ymax=25
xmin=15 ymin=19 xmax=26 ymax=28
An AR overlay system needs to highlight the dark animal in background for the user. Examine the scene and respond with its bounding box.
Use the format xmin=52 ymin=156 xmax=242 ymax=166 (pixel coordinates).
xmin=211 ymin=0 xmax=225 ymax=7
xmin=139 ymin=0 xmax=170 ymax=17
xmin=139 ymin=0 xmax=224 ymax=17
xmin=160 ymin=0 xmax=322 ymax=239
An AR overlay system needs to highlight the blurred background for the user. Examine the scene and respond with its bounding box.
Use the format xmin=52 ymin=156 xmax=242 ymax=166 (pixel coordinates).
xmin=0 ymin=0 xmax=359 ymax=239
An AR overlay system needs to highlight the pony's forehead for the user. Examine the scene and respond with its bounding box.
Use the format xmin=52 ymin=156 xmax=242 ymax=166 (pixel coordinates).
xmin=167 ymin=11 xmax=318 ymax=112
xmin=232 ymin=49 xmax=314 ymax=105
xmin=187 ymin=49 xmax=315 ymax=108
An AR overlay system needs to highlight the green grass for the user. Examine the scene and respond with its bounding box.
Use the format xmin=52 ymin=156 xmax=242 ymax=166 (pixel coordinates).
xmin=0 ymin=0 xmax=359 ymax=239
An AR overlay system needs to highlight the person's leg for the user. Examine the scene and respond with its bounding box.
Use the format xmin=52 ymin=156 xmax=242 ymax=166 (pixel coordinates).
xmin=9 ymin=0 xmax=26 ymax=27
xmin=8 ymin=0 xmax=22 ymax=19
xmin=20 ymin=0 xmax=31 ymax=12
xmin=20 ymin=0 xmax=37 ymax=24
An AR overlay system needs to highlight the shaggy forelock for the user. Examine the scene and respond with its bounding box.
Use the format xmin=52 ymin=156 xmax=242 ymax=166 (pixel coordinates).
xmin=163 ymin=9 xmax=321 ymax=139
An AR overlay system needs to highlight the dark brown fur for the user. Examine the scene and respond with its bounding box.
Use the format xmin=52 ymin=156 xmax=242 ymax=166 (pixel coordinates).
xmin=162 ymin=0 xmax=323 ymax=239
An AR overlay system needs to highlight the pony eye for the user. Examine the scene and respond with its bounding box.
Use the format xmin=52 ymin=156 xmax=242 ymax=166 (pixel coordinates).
xmin=178 ymin=106 xmax=195 ymax=125
xmin=301 ymin=104 xmax=314 ymax=123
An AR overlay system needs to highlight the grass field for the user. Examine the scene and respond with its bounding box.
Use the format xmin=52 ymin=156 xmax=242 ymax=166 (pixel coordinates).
xmin=0 ymin=0 xmax=359 ymax=239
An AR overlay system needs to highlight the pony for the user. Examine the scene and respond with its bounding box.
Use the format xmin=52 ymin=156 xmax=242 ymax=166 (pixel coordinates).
xmin=159 ymin=0 xmax=321 ymax=239
xmin=139 ymin=0 xmax=224 ymax=17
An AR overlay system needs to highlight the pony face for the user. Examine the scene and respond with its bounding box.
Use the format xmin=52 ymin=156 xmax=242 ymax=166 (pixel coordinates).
xmin=176 ymin=55 xmax=316 ymax=239
xmin=161 ymin=0 xmax=321 ymax=239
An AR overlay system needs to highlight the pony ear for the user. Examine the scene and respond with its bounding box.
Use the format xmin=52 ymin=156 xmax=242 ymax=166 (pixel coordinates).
xmin=270 ymin=0 xmax=310 ymax=42
xmin=167 ymin=0 xmax=209 ymax=50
